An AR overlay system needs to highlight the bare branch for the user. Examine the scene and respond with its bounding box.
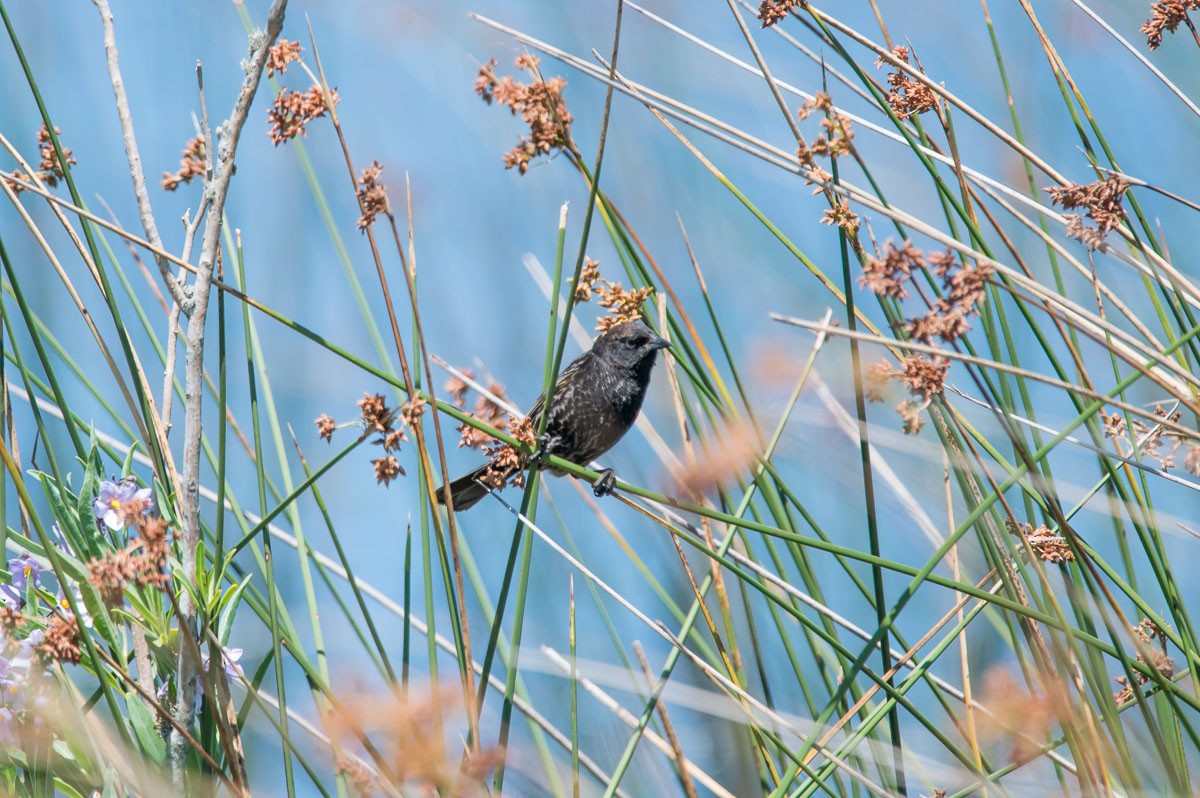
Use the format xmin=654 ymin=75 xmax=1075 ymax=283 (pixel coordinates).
xmin=92 ymin=0 xmax=193 ymax=311
xmin=170 ymin=0 xmax=289 ymax=786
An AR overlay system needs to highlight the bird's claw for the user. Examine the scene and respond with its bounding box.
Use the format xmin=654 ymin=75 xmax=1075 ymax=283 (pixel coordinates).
xmin=592 ymin=468 xmax=617 ymax=497
xmin=528 ymin=434 xmax=553 ymax=465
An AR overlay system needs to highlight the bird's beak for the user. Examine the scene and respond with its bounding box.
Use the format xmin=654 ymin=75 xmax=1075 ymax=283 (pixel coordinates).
xmin=649 ymin=334 xmax=671 ymax=351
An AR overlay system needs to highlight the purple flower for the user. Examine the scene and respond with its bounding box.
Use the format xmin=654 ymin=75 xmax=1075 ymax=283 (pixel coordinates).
xmin=221 ymin=647 xmax=244 ymax=679
xmin=55 ymin=589 xmax=92 ymax=629
xmin=8 ymin=552 xmax=39 ymax=593
xmin=49 ymin=524 xmax=74 ymax=557
xmin=0 ymin=659 xmax=24 ymax=714
xmin=0 ymin=584 xmax=22 ymax=611
xmin=93 ymin=478 xmax=138 ymax=530
xmin=196 ymin=646 xmax=244 ymax=707
xmin=0 ymin=707 xmax=13 ymax=746
xmin=92 ymin=477 xmax=155 ymax=532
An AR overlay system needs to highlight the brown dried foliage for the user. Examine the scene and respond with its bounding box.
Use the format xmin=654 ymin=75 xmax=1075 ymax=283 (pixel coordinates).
xmin=575 ymin=257 xmax=602 ymax=303
xmin=475 ymin=55 xmax=573 ymax=174
xmin=334 ymin=752 xmax=376 ymax=798
xmin=896 ymin=399 xmax=925 ymax=435
xmin=7 ymin=125 xmax=76 ymax=193
xmin=1186 ymin=444 xmax=1200 ymax=476
xmin=1103 ymin=405 xmax=1191 ymax=472
xmin=1005 ymin=518 xmax=1074 ymax=564
xmin=400 ymin=396 xmax=427 ymax=428
xmin=796 ymin=92 xmax=855 ymax=163
xmin=977 ymin=667 xmax=1073 ymax=763
xmin=268 ymin=39 xmax=303 ymax=76
xmin=315 ymin=413 xmax=337 ymax=443
xmin=372 ymin=455 xmax=404 ymax=487
xmin=37 ymin=614 xmax=82 ymax=665
xmin=865 ymin=355 xmax=949 ymax=425
xmin=161 ymin=136 xmax=206 ymax=191
xmin=445 ymin=370 xmax=474 ymax=408
xmin=87 ymin=510 xmax=172 ymax=607
xmin=35 ymin=124 xmax=76 ymax=187
xmin=859 ymin=240 xmax=925 ymax=299
xmin=268 ymin=86 xmax=338 ymax=145
xmin=0 ymin=606 xmax=24 ymax=633
xmin=480 ymin=415 xmax=537 ymax=491
xmin=673 ymin=424 xmax=759 ymax=498
xmin=323 ymin=687 xmax=497 ymax=794
xmin=358 ymin=393 xmax=392 ymax=434
xmin=596 ymin=280 xmax=654 ymax=332
xmin=457 ymin=382 xmax=513 ymax=451
xmin=570 ymin=258 xmax=653 ymax=330
xmin=821 ymin=200 xmax=860 ymax=236
xmin=1114 ymin=619 xmax=1176 ymax=704
xmin=356 ymin=160 xmax=389 ymax=230
xmin=877 ymin=46 xmax=938 ymax=119
xmin=1141 ymin=0 xmax=1200 ymax=49
xmin=758 ymin=0 xmax=805 ymax=28
xmin=898 ymin=354 xmax=949 ymax=403
xmin=352 ymin=392 xmax=414 ymax=485
xmin=902 ymin=249 xmax=993 ymax=345
xmin=865 ymin=360 xmax=895 ymax=404
xmin=1045 ymin=176 xmax=1128 ymax=249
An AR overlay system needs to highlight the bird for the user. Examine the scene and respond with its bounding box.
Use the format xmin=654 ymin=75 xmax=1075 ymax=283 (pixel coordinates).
xmin=436 ymin=321 xmax=670 ymax=510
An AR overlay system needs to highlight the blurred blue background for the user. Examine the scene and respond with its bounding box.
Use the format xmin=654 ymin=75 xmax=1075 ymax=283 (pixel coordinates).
xmin=3 ymin=0 xmax=1200 ymax=794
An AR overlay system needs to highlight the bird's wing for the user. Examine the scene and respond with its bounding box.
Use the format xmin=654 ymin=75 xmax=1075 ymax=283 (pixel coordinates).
xmin=525 ymin=350 xmax=593 ymax=427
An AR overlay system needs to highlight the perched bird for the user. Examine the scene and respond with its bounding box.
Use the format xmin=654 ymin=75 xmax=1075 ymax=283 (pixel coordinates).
xmin=437 ymin=321 xmax=670 ymax=510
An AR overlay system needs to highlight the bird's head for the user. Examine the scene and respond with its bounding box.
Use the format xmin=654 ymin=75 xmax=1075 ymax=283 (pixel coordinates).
xmin=592 ymin=321 xmax=671 ymax=373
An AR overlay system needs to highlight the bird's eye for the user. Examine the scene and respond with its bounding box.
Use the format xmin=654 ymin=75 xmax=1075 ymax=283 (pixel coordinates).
xmin=626 ymin=337 xmax=642 ymax=348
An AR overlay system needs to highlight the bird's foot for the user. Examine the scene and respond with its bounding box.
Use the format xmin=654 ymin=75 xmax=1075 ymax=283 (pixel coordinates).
xmin=592 ymin=468 xmax=617 ymax=497
xmin=528 ymin=434 xmax=554 ymax=466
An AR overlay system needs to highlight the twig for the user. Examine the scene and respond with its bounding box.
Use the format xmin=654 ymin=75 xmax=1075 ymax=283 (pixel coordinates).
xmin=633 ymin=642 xmax=700 ymax=798
xmin=171 ymin=0 xmax=289 ymax=786
xmin=165 ymin=71 xmax=214 ymax=429
xmin=92 ymin=0 xmax=192 ymax=311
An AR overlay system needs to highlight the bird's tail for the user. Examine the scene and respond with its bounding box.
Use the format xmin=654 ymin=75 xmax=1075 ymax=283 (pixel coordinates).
xmin=435 ymin=464 xmax=506 ymax=511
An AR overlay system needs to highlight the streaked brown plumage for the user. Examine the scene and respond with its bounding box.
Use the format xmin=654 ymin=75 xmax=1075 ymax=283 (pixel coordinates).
xmin=437 ymin=321 xmax=669 ymax=510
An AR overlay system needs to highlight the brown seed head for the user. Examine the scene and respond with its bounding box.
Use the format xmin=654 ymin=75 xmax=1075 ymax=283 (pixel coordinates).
xmin=865 ymin=360 xmax=895 ymax=404
xmin=161 ymin=136 xmax=207 ymax=191
xmin=37 ymin=614 xmax=82 ymax=665
xmin=268 ymin=39 xmax=303 ymax=76
xmin=1141 ymin=0 xmax=1200 ymax=49
xmin=267 ymin=86 xmax=338 ymax=145
xmin=475 ymin=56 xmax=573 ymax=174
xmin=595 ymin=280 xmax=653 ymax=332
xmin=1005 ymin=519 xmax=1074 ymax=564
xmin=896 ymin=398 xmax=925 ymax=435
xmin=316 ymin=413 xmax=337 ymax=443
xmin=35 ymin=124 xmax=76 ymax=187
xmin=372 ymin=455 xmax=404 ymax=487
xmin=859 ymin=240 xmax=924 ymax=299
xmin=758 ymin=0 xmax=804 ymax=27
xmin=1046 ymin=177 xmax=1128 ymax=250
xmin=898 ymin=355 xmax=949 ymax=403
xmin=575 ymin=257 xmax=602 ymax=303
xmin=357 ymin=392 xmax=392 ymax=434
xmin=672 ymin=423 xmax=759 ymax=499
xmin=1185 ymin=444 xmax=1200 ymax=476
xmin=877 ymin=46 xmax=938 ymax=119
xmin=445 ymin=370 xmax=474 ymax=408
xmin=355 ymin=160 xmax=389 ymax=230
xmin=820 ymin=200 xmax=860 ymax=236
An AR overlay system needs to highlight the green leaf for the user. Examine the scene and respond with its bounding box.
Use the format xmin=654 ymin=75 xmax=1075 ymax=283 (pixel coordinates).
xmin=119 ymin=442 xmax=138 ymax=478
xmin=217 ymin=575 xmax=253 ymax=645
xmin=50 ymin=778 xmax=87 ymax=798
xmin=75 ymin=437 xmax=103 ymax=537
xmin=126 ymin=693 xmax=167 ymax=764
